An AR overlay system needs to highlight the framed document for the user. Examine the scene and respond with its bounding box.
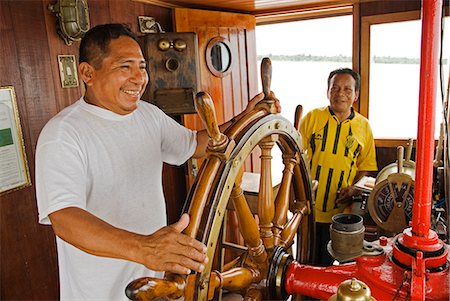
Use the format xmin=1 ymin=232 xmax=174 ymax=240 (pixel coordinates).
xmin=0 ymin=86 xmax=31 ymax=194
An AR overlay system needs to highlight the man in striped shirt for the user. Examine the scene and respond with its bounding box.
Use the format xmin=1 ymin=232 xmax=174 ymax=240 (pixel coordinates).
xmin=300 ymin=68 xmax=377 ymax=266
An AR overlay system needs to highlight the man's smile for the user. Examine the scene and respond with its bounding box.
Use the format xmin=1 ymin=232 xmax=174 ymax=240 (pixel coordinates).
xmin=120 ymin=88 xmax=141 ymax=96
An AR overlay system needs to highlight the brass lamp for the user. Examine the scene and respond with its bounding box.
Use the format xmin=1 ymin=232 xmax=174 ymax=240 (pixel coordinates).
xmin=48 ymin=0 xmax=90 ymax=45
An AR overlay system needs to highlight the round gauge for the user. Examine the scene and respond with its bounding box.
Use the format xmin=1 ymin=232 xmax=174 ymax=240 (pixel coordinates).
xmin=368 ymin=173 xmax=414 ymax=234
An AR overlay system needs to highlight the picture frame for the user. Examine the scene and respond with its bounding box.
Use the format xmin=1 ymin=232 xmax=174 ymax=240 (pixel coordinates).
xmin=0 ymin=86 xmax=31 ymax=194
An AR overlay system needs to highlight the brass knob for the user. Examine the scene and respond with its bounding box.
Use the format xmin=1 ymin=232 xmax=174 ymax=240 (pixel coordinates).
xmin=158 ymin=38 xmax=171 ymax=51
xmin=328 ymin=278 xmax=376 ymax=301
xmin=173 ymin=39 xmax=187 ymax=52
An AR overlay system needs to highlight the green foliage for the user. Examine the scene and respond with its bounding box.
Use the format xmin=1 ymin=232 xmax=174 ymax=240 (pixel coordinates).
xmin=257 ymin=54 xmax=448 ymax=65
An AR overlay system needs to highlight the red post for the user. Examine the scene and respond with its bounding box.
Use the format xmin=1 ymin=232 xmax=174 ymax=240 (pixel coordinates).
xmin=411 ymin=0 xmax=442 ymax=237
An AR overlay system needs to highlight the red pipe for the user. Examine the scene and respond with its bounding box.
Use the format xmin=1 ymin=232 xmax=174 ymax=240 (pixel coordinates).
xmin=284 ymin=251 xmax=450 ymax=300
xmin=411 ymin=0 xmax=442 ymax=237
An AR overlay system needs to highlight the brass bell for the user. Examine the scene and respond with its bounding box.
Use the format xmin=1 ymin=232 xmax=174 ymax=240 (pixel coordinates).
xmin=173 ymin=39 xmax=187 ymax=51
xmin=328 ymin=278 xmax=376 ymax=301
xmin=157 ymin=38 xmax=171 ymax=51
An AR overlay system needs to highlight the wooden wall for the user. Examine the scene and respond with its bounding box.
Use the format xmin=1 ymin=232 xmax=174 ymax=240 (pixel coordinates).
xmin=360 ymin=0 xmax=421 ymax=16
xmin=0 ymin=1 xmax=174 ymax=299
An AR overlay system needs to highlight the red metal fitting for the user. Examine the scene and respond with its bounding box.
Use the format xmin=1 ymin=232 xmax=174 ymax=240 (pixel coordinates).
xmin=391 ymin=0 xmax=447 ymax=273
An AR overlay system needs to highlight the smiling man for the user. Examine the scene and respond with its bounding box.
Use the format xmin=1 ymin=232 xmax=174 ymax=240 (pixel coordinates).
xmin=79 ymin=32 xmax=148 ymax=115
xmin=299 ymin=68 xmax=377 ymax=266
xmin=35 ymin=23 xmax=266 ymax=300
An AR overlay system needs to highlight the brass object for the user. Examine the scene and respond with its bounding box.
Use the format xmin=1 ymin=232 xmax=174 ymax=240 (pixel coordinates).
xmin=157 ymin=38 xmax=187 ymax=52
xmin=48 ymin=0 xmax=90 ymax=45
xmin=206 ymin=36 xmax=233 ymax=77
xmin=375 ymin=143 xmax=416 ymax=183
xmin=328 ymin=278 xmax=376 ymax=301
xmin=157 ymin=38 xmax=171 ymax=51
xmin=57 ymin=55 xmax=79 ymax=88
xmin=328 ymin=214 xmax=365 ymax=262
xmin=173 ymin=39 xmax=187 ymax=51
xmin=328 ymin=214 xmax=384 ymax=262
xmin=142 ymin=32 xmax=199 ymax=115
xmin=138 ymin=16 xmax=164 ymax=33
xmin=368 ymin=145 xmax=415 ymax=235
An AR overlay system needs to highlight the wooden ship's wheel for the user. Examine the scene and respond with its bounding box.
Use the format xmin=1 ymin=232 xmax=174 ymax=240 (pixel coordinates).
xmin=126 ymin=58 xmax=315 ymax=300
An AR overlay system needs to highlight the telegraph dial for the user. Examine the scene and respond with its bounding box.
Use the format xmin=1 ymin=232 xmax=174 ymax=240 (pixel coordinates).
xmin=368 ymin=173 xmax=414 ymax=234
xmin=368 ymin=144 xmax=415 ymax=235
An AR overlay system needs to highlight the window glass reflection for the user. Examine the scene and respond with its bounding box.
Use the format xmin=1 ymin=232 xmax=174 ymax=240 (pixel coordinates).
xmin=211 ymin=42 xmax=231 ymax=72
xmin=369 ymin=18 xmax=449 ymax=139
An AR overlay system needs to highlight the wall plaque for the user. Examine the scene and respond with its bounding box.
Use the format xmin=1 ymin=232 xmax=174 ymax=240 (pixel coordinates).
xmin=0 ymin=86 xmax=31 ymax=194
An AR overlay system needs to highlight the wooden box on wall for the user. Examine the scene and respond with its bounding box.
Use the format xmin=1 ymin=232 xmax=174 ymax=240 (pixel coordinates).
xmin=141 ymin=32 xmax=199 ymax=115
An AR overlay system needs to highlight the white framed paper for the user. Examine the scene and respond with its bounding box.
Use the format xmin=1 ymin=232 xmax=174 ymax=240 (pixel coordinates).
xmin=0 ymin=86 xmax=31 ymax=194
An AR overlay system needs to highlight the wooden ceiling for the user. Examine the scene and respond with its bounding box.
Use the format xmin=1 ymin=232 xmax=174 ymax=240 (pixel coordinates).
xmin=135 ymin=0 xmax=362 ymax=15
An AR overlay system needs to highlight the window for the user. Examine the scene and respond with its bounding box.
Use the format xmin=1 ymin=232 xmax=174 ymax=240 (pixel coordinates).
xmin=256 ymin=15 xmax=353 ymax=123
xmin=362 ymin=12 xmax=449 ymax=140
xmin=256 ymin=13 xmax=353 ymax=179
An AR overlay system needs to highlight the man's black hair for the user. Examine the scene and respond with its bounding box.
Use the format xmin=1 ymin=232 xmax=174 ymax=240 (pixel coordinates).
xmin=327 ymin=68 xmax=361 ymax=92
xmin=79 ymin=23 xmax=138 ymax=69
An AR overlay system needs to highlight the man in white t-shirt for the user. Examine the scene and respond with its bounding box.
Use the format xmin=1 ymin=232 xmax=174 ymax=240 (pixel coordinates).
xmin=35 ymin=23 xmax=266 ymax=300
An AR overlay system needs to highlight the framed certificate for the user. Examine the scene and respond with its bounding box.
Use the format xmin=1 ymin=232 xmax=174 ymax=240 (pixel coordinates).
xmin=0 ymin=86 xmax=31 ymax=194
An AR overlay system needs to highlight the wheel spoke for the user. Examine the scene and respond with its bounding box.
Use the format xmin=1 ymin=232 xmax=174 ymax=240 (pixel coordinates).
xmin=208 ymin=267 xmax=260 ymax=299
xmin=280 ymin=201 xmax=308 ymax=248
xmin=258 ymin=135 xmax=277 ymax=251
xmin=293 ymin=162 xmax=308 ymax=203
xmin=273 ymin=153 xmax=297 ymax=246
xmin=294 ymin=104 xmax=303 ymax=131
xmin=230 ymin=168 xmax=267 ymax=265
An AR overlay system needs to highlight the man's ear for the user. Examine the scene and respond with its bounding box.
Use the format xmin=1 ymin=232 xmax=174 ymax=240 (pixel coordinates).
xmin=79 ymin=62 xmax=95 ymax=86
xmin=354 ymin=91 xmax=360 ymax=103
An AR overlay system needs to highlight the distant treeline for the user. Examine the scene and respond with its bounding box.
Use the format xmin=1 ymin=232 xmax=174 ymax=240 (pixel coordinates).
xmin=258 ymin=54 xmax=448 ymax=64
xmin=258 ymin=54 xmax=351 ymax=62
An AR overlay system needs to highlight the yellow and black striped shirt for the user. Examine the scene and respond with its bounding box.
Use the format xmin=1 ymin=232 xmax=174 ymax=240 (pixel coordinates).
xmin=300 ymin=106 xmax=377 ymax=223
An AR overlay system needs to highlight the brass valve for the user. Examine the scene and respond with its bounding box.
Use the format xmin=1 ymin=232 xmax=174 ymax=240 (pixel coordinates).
xmin=328 ymin=278 xmax=376 ymax=301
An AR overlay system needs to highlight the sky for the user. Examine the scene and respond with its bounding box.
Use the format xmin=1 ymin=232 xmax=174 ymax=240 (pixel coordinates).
xmin=256 ymin=16 xmax=353 ymax=57
xmin=256 ymin=15 xmax=449 ymax=59
xmin=371 ymin=20 xmax=422 ymax=58
xmin=254 ymin=15 xmax=449 ymax=139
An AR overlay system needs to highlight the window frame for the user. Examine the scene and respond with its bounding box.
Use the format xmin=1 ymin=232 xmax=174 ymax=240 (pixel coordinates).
xmin=256 ymin=6 xmax=353 ymax=25
xmin=255 ymin=7 xmax=448 ymax=148
xmin=360 ymin=10 xmax=422 ymax=147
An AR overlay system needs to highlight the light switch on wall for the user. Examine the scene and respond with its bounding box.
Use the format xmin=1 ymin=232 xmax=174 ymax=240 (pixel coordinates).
xmin=57 ymin=55 xmax=79 ymax=88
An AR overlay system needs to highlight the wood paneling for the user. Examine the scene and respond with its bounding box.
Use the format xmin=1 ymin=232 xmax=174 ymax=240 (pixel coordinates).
xmin=1 ymin=2 xmax=60 ymax=299
xmin=0 ymin=1 xmax=173 ymax=299
xmin=136 ymin=0 xmax=358 ymax=15
xmin=174 ymin=8 xmax=259 ymax=180
xmin=360 ymin=0 xmax=421 ymax=17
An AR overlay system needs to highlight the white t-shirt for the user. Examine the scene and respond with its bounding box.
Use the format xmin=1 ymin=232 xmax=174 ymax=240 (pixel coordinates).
xmin=36 ymin=97 xmax=197 ymax=300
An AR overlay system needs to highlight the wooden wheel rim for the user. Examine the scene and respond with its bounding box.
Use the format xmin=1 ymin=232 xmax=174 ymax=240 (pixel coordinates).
xmin=190 ymin=114 xmax=313 ymax=300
